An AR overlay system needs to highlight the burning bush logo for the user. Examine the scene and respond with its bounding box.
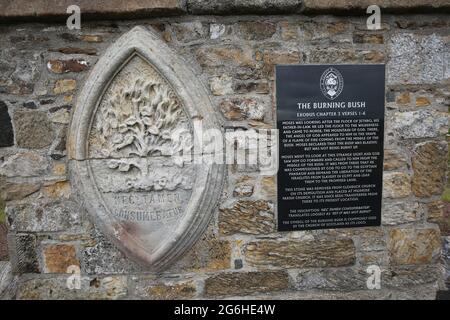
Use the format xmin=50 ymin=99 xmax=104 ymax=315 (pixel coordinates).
xmin=320 ymin=67 xmax=344 ymax=100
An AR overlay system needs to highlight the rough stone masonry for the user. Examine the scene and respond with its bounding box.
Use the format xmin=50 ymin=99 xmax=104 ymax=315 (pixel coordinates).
xmin=0 ymin=0 xmax=449 ymax=299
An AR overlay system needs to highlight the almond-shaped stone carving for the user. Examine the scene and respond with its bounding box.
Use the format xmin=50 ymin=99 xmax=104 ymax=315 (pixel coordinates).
xmin=68 ymin=26 xmax=224 ymax=270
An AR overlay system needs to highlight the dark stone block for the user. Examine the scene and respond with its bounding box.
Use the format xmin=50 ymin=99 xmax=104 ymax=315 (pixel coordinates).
xmin=0 ymin=101 xmax=14 ymax=148
xmin=10 ymin=233 xmax=40 ymax=274
xmin=386 ymin=90 xmax=396 ymax=103
xmin=23 ymin=101 xmax=38 ymax=109
xmin=40 ymin=98 xmax=55 ymax=105
xmin=49 ymin=47 xmax=98 ymax=55
xmin=436 ymin=290 xmax=450 ymax=300
xmin=0 ymin=223 xmax=8 ymax=261
xmin=59 ymin=33 xmax=79 ymax=42
xmin=13 ymin=110 xmax=56 ymax=149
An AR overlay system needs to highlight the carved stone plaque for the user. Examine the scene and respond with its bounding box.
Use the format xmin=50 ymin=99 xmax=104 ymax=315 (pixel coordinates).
xmin=68 ymin=27 xmax=224 ymax=270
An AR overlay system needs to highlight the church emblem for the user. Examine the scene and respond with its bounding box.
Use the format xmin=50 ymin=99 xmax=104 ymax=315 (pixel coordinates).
xmin=320 ymin=67 xmax=344 ymax=100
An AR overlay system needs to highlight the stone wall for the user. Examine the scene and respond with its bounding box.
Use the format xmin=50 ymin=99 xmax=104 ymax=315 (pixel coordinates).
xmin=0 ymin=2 xmax=449 ymax=299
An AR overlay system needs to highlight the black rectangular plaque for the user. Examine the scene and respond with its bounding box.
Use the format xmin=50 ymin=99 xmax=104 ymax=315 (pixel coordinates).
xmin=276 ymin=64 xmax=385 ymax=231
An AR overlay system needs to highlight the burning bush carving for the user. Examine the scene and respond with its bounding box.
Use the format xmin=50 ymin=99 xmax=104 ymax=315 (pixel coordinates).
xmin=94 ymin=77 xmax=193 ymax=190
xmin=98 ymin=78 xmax=188 ymax=157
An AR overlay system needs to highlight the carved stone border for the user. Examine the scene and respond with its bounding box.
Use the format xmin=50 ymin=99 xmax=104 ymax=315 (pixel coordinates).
xmin=68 ymin=26 xmax=225 ymax=270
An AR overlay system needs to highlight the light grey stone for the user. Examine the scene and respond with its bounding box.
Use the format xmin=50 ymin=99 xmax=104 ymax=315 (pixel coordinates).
xmin=242 ymin=285 xmax=437 ymax=300
xmin=0 ymin=177 xmax=41 ymax=201
xmin=173 ymin=21 xmax=207 ymax=42
xmin=48 ymin=107 xmax=71 ymax=124
xmin=132 ymin=276 xmax=198 ymax=299
xmin=219 ymin=97 xmax=266 ymax=121
xmin=17 ymin=275 xmax=127 ymax=300
xmin=210 ymin=24 xmax=226 ymax=40
xmin=210 ymin=74 xmax=233 ymax=96
xmin=1 ymin=50 xmax=41 ymax=95
xmin=295 ymin=265 xmax=441 ymax=291
xmin=6 ymin=199 xmax=81 ymax=233
xmin=0 ymin=262 xmax=12 ymax=296
xmin=0 ymin=151 xmax=48 ymax=178
xmin=388 ymin=33 xmax=445 ymax=84
xmin=445 ymin=42 xmax=450 ymax=80
xmin=390 ymin=110 xmax=448 ymax=139
xmin=295 ymin=268 xmax=368 ymax=291
xmin=82 ymin=228 xmax=142 ymax=275
xmin=0 ymin=261 xmax=17 ymax=300
xmin=233 ymin=184 xmax=254 ymax=197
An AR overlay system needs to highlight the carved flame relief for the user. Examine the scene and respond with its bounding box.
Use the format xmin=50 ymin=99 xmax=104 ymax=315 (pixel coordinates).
xmin=96 ymin=78 xmax=187 ymax=159
xmin=89 ymin=55 xmax=193 ymax=193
